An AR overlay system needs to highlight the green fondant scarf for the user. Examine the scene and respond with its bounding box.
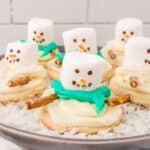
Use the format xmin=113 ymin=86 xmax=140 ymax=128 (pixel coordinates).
xmin=20 ymin=39 xmax=27 ymax=43
xmin=97 ymin=50 xmax=103 ymax=58
xmin=56 ymin=52 xmax=65 ymax=62
xmin=38 ymin=42 xmax=58 ymax=58
xmin=51 ymin=80 xmax=111 ymax=115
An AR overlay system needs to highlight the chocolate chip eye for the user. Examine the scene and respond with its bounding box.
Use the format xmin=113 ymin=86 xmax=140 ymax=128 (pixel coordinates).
xmin=34 ymin=31 xmax=37 ymax=34
xmin=147 ymin=49 xmax=150 ymax=53
xmin=145 ymin=59 xmax=148 ymax=63
xmin=130 ymin=31 xmax=134 ymax=35
xmin=73 ymin=38 xmax=77 ymax=43
xmin=75 ymin=68 xmax=80 ymax=73
xmin=87 ymin=70 xmax=93 ymax=75
xmin=121 ymin=38 xmax=125 ymax=42
xmin=122 ymin=31 xmax=126 ymax=34
xmin=40 ymin=32 xmax=44 ymax=36
xmin=10 ymin=49 xmax=13 ymax=52
xmin=17 ymin=50 xmax=20 ymax=53
xmin=72 ymin=80 xmax=76 ymax=85
xmin=82 ymin=38 xmax=86 ymax=42
xmin=87 ymin=47 xmax=90 ymax=51
xmin=16 ymin=58 xmax=20 ymax=62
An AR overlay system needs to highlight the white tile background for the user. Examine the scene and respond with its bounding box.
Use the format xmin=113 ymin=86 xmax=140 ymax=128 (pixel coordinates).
xmin=0 ymin=0 xmax=150 ymax=52
xmin=0 ymin=0 xmax=150 ymax=149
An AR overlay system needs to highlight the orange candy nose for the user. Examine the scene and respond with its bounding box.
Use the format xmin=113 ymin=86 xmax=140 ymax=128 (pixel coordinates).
xmin=125 ymin=34 xmax=130 ymax=38
xmin=80 ymin=79 xmax=86 ymax=84
xmin=78 ymin=44 xmax=85 ymax=50
xmin=36 ymin=35 xmax=41 ymax=39
xmin=9 ymin=54 xmax=16 ymax=58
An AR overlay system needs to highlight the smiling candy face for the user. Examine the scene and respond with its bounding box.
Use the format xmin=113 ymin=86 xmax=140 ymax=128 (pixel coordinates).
xmin=123 ymin=37 xmax=150 ymax=67
xmin=28 ymin=18 xmax=54 ymax=45
xmin=115 ymin=18 xmax=143 ymax=43
xmin=63 ymin=28 xmax=97 ymax=54
xmin=5 ymin=41 xmax=38 ymax=66
xmin=60 ymin=52 xmax=108 ymax=91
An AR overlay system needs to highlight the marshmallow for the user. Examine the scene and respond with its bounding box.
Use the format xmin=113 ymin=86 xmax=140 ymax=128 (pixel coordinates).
xmin=115 ymin=18 xmax=143 ymax=43
xmin=60 ymin=52 xmax=108 ymax=91
xmin=4 ymin=41 xmax=39 ymax=66
xmin=63 ymin=28 xmax=97 ymax=54
xmin=123 ymin=37 xmax=150 ymax=67
xmin=28 ymin=18 xmax=54 ymax=45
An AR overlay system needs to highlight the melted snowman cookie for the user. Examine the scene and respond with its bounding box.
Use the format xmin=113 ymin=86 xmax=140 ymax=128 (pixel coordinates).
xmin=110 ymin=37 xmax=150 ymax=107
xmin=0 ymin=40 xmax=48 ymax=103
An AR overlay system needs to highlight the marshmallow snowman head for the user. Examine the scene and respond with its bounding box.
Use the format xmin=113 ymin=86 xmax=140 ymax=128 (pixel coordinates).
xmin=115 ymin=18 xmax=143 ymax=43
xmin=63 ymin=28 xmax=97 ymax=54
xmin=28 ymin=18 xmax=54 ymax=45
xmin=60 ymin=52 xmax=108 ymax=91
xmin=5 ymin=41 xmax=39 ymax=66
xmin=123 ymin=37 xmax=150 ymax=68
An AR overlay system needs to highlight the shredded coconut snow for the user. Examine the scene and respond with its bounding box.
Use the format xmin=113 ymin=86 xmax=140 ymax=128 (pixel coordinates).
xmin=0 ymin=102 xmax=149 ymax=139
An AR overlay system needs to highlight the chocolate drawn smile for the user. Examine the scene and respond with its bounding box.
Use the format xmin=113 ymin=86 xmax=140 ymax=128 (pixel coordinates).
xmin=71 ymin=80 xmax=92 ymax=89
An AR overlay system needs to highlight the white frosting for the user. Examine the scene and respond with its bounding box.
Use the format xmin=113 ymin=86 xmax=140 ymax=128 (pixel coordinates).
xmin=47 ymin=100 xmax=122 ymax=128
xmin=0 ymin=60 xmax=47 ymax=91
xmin=63 ymin=28 xmax=97 ymax=54
xmin=113 ymin=67 xmax=150 ymax=93
xmin=28 ymin=18 xmax=54 ymax=45
xmin=60 ymin=52 xmax=110 ymax=91
xmin=115 ymin=18 xmax=143 ymax=43
xmin=123 ymin=37 xmax=150 ymax=68
xmin=4 ymin=41 xmax=39 ymax=67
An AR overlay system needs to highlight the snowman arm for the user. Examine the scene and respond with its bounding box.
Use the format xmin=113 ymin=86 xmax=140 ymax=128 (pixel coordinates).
xmin=8 ymin=75 xmax=31 ymax=87
xmin=106 ymin=94 xmax=131 ymax=106
xmin=26 ymin=93 xmax=57 ymax=109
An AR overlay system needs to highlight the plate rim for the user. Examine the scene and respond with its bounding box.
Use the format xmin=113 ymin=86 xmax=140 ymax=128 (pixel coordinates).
xmin=0 ymin=123 xmax=150 ymax=145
